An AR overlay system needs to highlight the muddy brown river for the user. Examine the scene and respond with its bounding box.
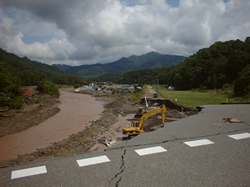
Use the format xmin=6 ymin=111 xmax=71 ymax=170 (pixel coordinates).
xmin=0 ymin=91 xmax=104 ymax=161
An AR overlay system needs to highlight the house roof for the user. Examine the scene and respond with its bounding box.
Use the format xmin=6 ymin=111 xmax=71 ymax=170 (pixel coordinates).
xmin=21 ymin=88 xmax=31 ymax=95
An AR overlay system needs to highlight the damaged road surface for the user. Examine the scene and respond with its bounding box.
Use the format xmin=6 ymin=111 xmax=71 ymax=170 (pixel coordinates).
xmin=109 ymin=149 xmax=127 ymax=186
xmin=1 ymin=103 xmax=249 ymax=186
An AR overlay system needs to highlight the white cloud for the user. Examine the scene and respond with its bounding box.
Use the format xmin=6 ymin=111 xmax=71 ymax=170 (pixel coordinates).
xmin=0 ymin=11 xmax=75 ymax=62
xmin=0 ymin=0 xmax=249 ymax=65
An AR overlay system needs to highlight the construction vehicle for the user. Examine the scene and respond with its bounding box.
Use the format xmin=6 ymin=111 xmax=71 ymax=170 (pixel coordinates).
xmin=123 ymin=104 xmax=167 ymax=137
xmin=153 ymin=93 xmax=158 ymax=98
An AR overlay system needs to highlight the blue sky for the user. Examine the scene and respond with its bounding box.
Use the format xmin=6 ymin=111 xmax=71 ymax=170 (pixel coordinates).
xmin=165 ymin=0 xmax=179 ymax=7
xmin=0 ymin=0 xmax=249 ymax=65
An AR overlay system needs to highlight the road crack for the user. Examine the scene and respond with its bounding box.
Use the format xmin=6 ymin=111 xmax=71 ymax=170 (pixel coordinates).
xmin=107 ymin=128 xmax=250 ymax=151
xmin=109 ymin=148 xmax=126 ymax=186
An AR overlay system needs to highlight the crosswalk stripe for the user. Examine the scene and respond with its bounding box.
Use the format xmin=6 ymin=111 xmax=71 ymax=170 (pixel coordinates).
xmin=184 ymin=139 xmax=214 ymax=147
xmin=77 ymin=155 xmax=110 ymax=167
xmin=135 ymin=146 xmax=167 ymax=156
xmin=11 ymin=166 xmax=47 ymax=179
xmin=228 ymin=132 xmax=250 ymax=140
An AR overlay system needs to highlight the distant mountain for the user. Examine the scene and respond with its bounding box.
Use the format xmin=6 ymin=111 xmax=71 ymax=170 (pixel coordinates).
xmin=52 ymin=64 xmax=72 ymax=72
xmin=0 ymin=48 xmax=87 ymax=86
xmin=63 ymin=52 xmax=186 ymax=79
xmin=0 ymin=48 xmax=63 ymax=79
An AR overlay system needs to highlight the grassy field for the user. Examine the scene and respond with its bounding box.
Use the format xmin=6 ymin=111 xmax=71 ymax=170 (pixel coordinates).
xmin=152 ymin=85 xmax=229 ymax=108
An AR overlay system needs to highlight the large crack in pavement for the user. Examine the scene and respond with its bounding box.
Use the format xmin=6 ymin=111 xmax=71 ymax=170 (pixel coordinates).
xmin=109 ymin=148 xmax=126 ymax=186
xmin=107 ymin=128 xmax=250 ymax=151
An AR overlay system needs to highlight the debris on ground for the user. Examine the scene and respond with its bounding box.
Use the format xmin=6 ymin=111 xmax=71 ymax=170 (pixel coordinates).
xmin=223 ymin=118 xmax=241 ymax=123
xmin=97 ymin=137 xmax=117 ymax=147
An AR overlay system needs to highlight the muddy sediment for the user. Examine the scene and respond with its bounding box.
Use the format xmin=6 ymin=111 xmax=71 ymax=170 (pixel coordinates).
xmin=0 ymin=94 xmax=61 ymax=137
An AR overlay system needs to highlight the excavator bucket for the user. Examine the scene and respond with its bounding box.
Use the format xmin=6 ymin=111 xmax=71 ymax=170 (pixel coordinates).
xmin=135 ymin=107 xmax=147 ymax=118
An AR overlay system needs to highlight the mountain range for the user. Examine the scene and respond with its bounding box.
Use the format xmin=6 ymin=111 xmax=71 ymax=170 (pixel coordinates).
xmin=52 ymin=52 xmax=186 ymax=79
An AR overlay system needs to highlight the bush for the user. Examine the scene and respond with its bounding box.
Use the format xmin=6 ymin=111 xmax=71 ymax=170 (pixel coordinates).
xmin=223 ymin=83 xmax=233 ymax=90
xmin=35 ymin=99 xmax=41 ymax=103
xmin=8 ymin=97 xmax=24 ymax=109
xmin=112 ymin=89 xmax=119 ymax=94
xmin=133 ymin=84 xmax=143 ymax=93
xmin=0 ymin=94 xmax=25 ymax=109
xmin=222 ymin=84 xmax=234 ymax=98
xmin=37 ymin=80 xmax=60 ymax=98
xmin=198 ymin=85 xmax=207 ymax=92
xmin=74 ymin=84 xmax=80 ymax=89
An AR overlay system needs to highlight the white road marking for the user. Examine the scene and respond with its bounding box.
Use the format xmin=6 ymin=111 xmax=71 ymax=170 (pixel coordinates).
xmin=11 ymin=166 xmax=47 ymax=179
xmin=228 ymin=132 xmax=250 ymax=140
xmin=135 ymin=146 xmax=167 ymax=156
xmin=184 ymin=139 xmax=214 ymax=147
xmin=77 ymin=155 xmax=110 ymax=167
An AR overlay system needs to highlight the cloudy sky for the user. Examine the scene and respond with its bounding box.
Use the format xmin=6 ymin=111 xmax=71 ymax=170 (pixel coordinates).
xmin=0 ymin=0 xmax=249 ymax=66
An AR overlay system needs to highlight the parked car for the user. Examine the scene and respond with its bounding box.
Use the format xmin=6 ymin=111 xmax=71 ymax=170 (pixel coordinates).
xmin=153 ymin=93 xmax=158 ymax=98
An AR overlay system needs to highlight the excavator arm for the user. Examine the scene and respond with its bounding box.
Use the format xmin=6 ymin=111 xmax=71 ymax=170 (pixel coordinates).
xmin=122 ymin=104 xmax=166 ymax=136
xmin=137 ymin=104 xmax=166 ymax=129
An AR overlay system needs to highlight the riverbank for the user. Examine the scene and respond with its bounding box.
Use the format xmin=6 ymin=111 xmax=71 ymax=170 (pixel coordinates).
xmin=0 ymin=87 xmax=194 ymax=167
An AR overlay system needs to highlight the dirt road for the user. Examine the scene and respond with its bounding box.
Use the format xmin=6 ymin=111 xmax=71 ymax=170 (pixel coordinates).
xmin=146 ymin=86 xmax=156 ymax=98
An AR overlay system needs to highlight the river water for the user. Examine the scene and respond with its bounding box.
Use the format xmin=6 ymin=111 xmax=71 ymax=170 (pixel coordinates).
xmin=0 ymin=91 xmax=104 ymax=161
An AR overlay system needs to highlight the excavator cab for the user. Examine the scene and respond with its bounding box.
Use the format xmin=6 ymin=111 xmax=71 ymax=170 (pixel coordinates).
xmin=132 ymin=121 xmax=140 ymax=127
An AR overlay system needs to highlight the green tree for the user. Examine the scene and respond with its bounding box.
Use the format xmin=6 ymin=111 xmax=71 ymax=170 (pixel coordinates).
xmin=234 ymin=64 xmax=250 ymax=97
xmin=74 ymin=83 xmax=80 ymax=89
xmin=0 ymin=62 xmax=24 ymax=109
xmin=37 ymin=80 xmax=60 ymax=98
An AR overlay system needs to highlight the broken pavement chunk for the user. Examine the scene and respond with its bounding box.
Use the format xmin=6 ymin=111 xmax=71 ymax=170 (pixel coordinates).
xmin=98 ymin=137 xmax=117 ymax=147
xmin=223 ymin=118 xmax=240 ymax=123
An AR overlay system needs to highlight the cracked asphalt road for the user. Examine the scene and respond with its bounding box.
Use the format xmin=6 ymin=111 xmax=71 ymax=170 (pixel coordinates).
xmin=109 ymin=149 xmax=126 ymax=186
xmin=1 ymin=104 xmax=250 ymax=186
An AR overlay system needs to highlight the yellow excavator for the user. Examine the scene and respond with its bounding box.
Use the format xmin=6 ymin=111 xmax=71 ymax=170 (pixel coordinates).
xmin=123 ymin=104 xmax=167 ymax=137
